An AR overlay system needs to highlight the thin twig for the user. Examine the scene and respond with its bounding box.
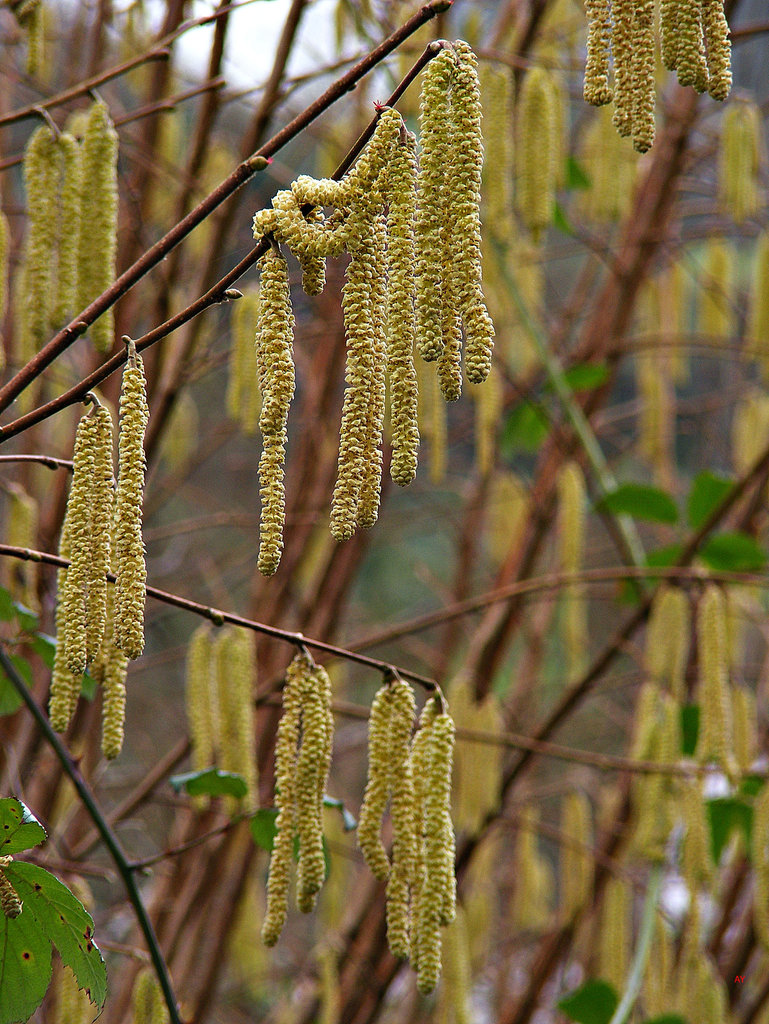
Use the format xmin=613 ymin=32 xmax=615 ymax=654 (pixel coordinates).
xmin=0 ymin=454 xmax=73 ymax=471
xmin=0 ymin=645 xmax=182 ymax=1024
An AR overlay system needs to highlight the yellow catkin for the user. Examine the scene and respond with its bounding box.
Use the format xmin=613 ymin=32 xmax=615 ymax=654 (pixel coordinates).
xmin=0 ymin=210 xmax=7 ymax=371
xmin=698 ymin=238 xmax=734 ymax=338
xmin=610 ymin=0 xmax=633 ymax=136
xmin=449 ymin=677 xmax=503 ymax=836
xmin=642 ymin=917 xmax=674 ymax=1018
xmin=695 ymin=585 xmax=734 ymax=773
xmin=53 ymin=964 xmax=93 ymax=1024
xmin=215 ymin=627 xmax=258 ymax=812
xmin=480 ymin=63 xmax=514 ymax=239
xmin=385 ymin=678 xmax=417 ymax=959
xmin=253 ymin=246 xmax=294 ymax=574
xmin=357 ymin=683 xmax=396 ymax=881
xmin=384 ymin=129 xmax=420 ymax=486
xmin=644 ymin=586 xmax=690 ymax=701
xmin=87 ymin=404 xmax=114 ymax=664
xmin=660 ymin=0 xmax=679 ymax=71
xmin=51 ymin=131 xmax=82 ymax=328
xmin=131 ymin=968 xmax=170 ymax=1024
xmin=599 ymin=877 xmax=630 ymax=992
xmin=437 ymin=904 xmax=471 ymax=1024
xmin=578 ymin=106 xmax=638 ymax=223
xmin=559 ymin=791 xmax=593 ymax=920
xmin=317 ymin=944 xmax=341 ymax=1024
xmin=262 ymin=654 xmax=305 ymax=946
xmin=49 ymin=511 xmax=81 ymax=731
xmin=557 ymin=460 xmax=587 ymax=680
xmin=184 ymin=624 xmax=217 ymax=792
xmin=517 ymin=67 xmax=557 ymax=241
xmin=636 ymin=349 xmax=673 ymax=488
xmin=675 ymin=0 xmax=709 ymax=93
xmin=510 ymin=805 xmax=552 ymax=932
xmin=415 ymin=47 xmax=455 ymax=362
xmin=473 ymin=362 xmax=500 ymax=476
xmin=295 ymin=660 xmax=333 ymax=912
xmin=6 ymin=484 xmax=39 ymax=612
xmin=0 ymin=865 xmax=22 ymax=918
xmin=583 ymin=0 xmax=612 ymax=105
xmin=629 ymin=683 xmax=678 ymax=860
xmin=718 ymin=100 xmax=762 ymax=224
xmin=681 ymin=777 xmax=713 ymax=888
xmin=630 ymin=0 xmax=656 ymax=153
xmin=115 ymin=349 xmax=148 ymax=660
xmin=753 ymin=782 xmax=769 ymax=948
xmin=77 ymin=100 xmax=119 ymax=353
xmin=484 ymin=471 xmax=529 ymax=566
xmin=414 ymin=708 xmax=455 ymax=994
xmin=746 ymin=233 xmax=769 ymax=379
xmin=702 ymin=0 xmax=732 ymax=101
xmin=159 ymin=389 xmax=199 ymax=472
xmin=675 ymin=898 xmax=702 ymax=1014
xmin=62 ymin=413 xmax=96 ymax=675
xmin=331 ymin=220 xmax=379 ymax=540
xmin=99 ymin=576 xmax=129 ymax=760
xmin=22 ymin=124 xmax=57 ymax=351
xmin=732 ymin=387 xmax=769 ymax=476
xmin=227 ymin=290 xmax=261 ymax=434
xmin=732 ymin=685 xmax=757 ymax=775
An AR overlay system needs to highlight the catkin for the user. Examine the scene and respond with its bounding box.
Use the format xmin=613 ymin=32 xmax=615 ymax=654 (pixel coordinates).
xmin=384 ymin=129 xmax=420 ymax=487
xmin=415 ymin=47 xmax=455 ymax=362
xmin=449 ymin=678 xmax=503 ymax=836
xmin=718 ymin=101 xmax=762 ymax=224
xmin=358 ymin=683 xmax=396 ymax=880
xmin=559 ymin=791 xmax=593 ymax=919
xmin=62 ymin=413 xmax=96 ymax=674
xmin=0 ymin=864 xmax=21 ymax=919
xmin=386 ymin=678 xmax=417 ymax=958
xmin=610 ymin=0 xmax=633 ymax=137
xmin=644 ymin=586 xmax=690 ymax=700
xmin=517 ymin=67 xmax=557 ymax=240
xmin=0 ymin=210 xmax=8 ymax=370
xmin=227 ymin=290 xmax=261 ymax=435
xmin=87 ymin=404 xmax=114 ymax=663
xmin=215 ymin=628 xmax=258 ymax=812
xmin=732 ymin=685 xmax=757 ymax=775
xmin=675 ymin=0 xmax=709 ymax=93
xmin=753 ymin=782 xmax=769 ymax=948
xmin=698 ymin=238 xmax=733 ymax=338
xmin=510 ymin=805 xmax=551 ymax=931
xmin=630 ymin=0 xmax=656 ymax=153
xmin=681 ymin=778 xmax=713 ymax=887
xmin=702 ymin=0 xmax=732 ymax=101
xmin=583 ymin=0 xmax=612 ymax=105
xmin=99 ymin=577 xmax=129 ymax=760
xmin=557 ymin=461 xmax=587 ymax=679
xmin=22 ymin=124 xmax=57 ymax=351
xmin=747 ymin=233 xmax=769 ymax=378
xmin=6 ymin=484 xmax=39 ymax=612
xmin=115 ymin=348 xmax=149 ymax=660
xmin=295 ymin=661 xmax=333 ymax=912
xmin=77 ymin=101 xmax=119 ymax=353
xmin=184 ymin=625 xmax=217 ymax=783
xmin=50 ymin=512 xmax=81 ymax=731
xmin=480 ymin=64 xmax=514 ymax=237
xmin=131 ymin=968 xmax=170 ymax=1024
xmin=438 ymin=905 xmax=472 ymax=1024
xmin=51 ymin=132 xmax=82 ymax=328
xmin=599 ymin=877 xmax=630 ymax=992
xmin=695 ymin=585 xmax=734 ymax=773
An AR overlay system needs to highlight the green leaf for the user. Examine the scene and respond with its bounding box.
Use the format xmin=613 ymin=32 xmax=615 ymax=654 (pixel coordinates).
xmin=29 ymin=634 xmax=56 ymax=671
xmin=557 ymin=979 xmax=618 ymax=1024
xmin=680 ymin=705 xmax=699 ymax=757
xmin=645 ymin=544 xmax=684 ymax=568
xmin=707 ymin=797 xmax=752 ymax=863
xmin=0 ymin=673 xmax=24 ymax=717
xmin=249 ymin=808 xmax=279 ymax=852
xmin=687 ymin=471 xmax=734 ymax=530
xmin=322 ymin=795 xmax=357 ymax=832
xmin=0 ymin=902 xmax=52 ymax=1024
xmin=699 ymin=532 xmax=766 ymax=572
xmin=0 ymin=589 xmax=16 ymax=623
xmin=642 ymin=1016 xmax=688 ymax=1024
xmin=169 ymin=768 xmax=247 ymax=800
xmin=0 ymin=799 xmax=46 ymax=855
xmin=500 ymin=400 xmax=550 ymax=456
xmin=553 ymin=200 xmax=574 ymax=235
xmin=739 ymin=774 xmax=765 ymax=798
xmin=597 ymin=484 xmax=678 ymax=525
xmin=544 ymin=363 xmax=609 ymax=394
xmin=7 ymin=862 xmax=106 ymax=1009
xmin=80 ymin=671 xmax=97 ymax=701
xmin=12 ymin=604 xmax=38 ymax=631
xmin=565 ymin=155 xmax=591 ymax=190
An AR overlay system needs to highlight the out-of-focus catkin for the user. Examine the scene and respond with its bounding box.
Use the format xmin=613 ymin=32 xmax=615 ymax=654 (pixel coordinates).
xmin=695 ymin=585 xmax=734 ymax=773
xmin=131 ymin=968 xmax=170 ymax=1024
xmin=599 ymin=877 xmax=630 ymax=992
xmin=115 ymin=347 xmax=148 ymax=660
xmin=747 ymin=233 xmax=769 ymax=379
xmin=718 ymin=100 xmax=762 ymax=224
xmin=449 ymin=677 xmax=503 ymax=836
xmin=510 ymin=804 xmax=552 ymax=932
xmin=185 ymin=625 xmax=217 ymax=786
xmin=557 ymin=460 xmax=587 ymax=680
xmin=77 ymin=100 xmax=119 ymax=353
xmin=698 ymin=238 xmax=734 ymax=339
xmin=51 ymin=131 xmax=82 ymax=328
xmin=227 ymin=290 xmax=261 ymax=435
xmin=215 ymin=627 xmax=258 ymax=812
xmin=753 ymin=782 xmax=769 ymax=948
xmin=22 ymin=124 xmax=57 ymax=351
xmin=6 ymin=484 xmax=39 ymax=612
xmin=517 ymin=67 xmax=557 ymax=241
xmin=559 ymin=791 xmax=593 ymax=919
xmin=644 ymin=586 xmax=690 ymax=700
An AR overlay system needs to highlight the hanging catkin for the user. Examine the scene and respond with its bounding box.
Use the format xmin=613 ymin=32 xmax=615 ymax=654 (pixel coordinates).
xmin=62 ymin=412 xmax=96 ymax=675
xmin=87 ymin=403 xmax=115 ymax=663
xmin=702 ymin=0 xmax=732 ymax=101
xmin=695 ymin=585 xmax=734 ymax=773
xmin=97 ymin=571 xmax=129 ymax=760
xmin=644 ymin=586 xmax=690 ymax=701
xmin=559 ymin=791 xmax=593 ymax=920
xmin=747 ymin=233 xmax=769 ymax=378
xmin=732 ymin=686 xmax=757 ymax=775
xmin=5 ymin=484 xmax=39 ymax=612
xmin=675 ymin=1 xmax=709 ymax=93
xmin=358 ymin=682 xmax=397 ymax=880
xmin=215 ymin=627 xmax=258 ymax=812
xmin=184 ymin=624 xmax=217 ymax=795
xmin=557 ymin=460 xmax=587 ymax=680
xmin=22 ymin=124 xmax=57 ymax=351
xmin=517 ymin=67 xmax=557 ymax=240
xmin=77 ymin=100 xmax=119 ymax=352
xmin=698 ymin=238 xmax=734 ymax=338
xmin=437 ymin=905 xmax=472 ymax=1024
xmin=49 ymin=510 xmax=81 ymax=732
xmin=718 ymin=100 xmax=762 ymax=224
xmin=131 ymin=968 xmax=170 ymax=1024
xmin=448 ymin=677 xmax=503 ymax=835
xmin=599 ymin=877 xmax=630 ymax=992
xmin=385 ymin=678 xmax=417 ymax=959
xmin=51 ymin=131 xmax=82 ymax=328
xmin=753 ymin=782 xmax=769 ymax=948
xmin=681 ymin=777 xmax=713 ymax=887
xmin=115 ymin=344 xmax=149 ymax=660
xmin=0 ymin=863 xmax=21 ymax=919
xmin=227 ymin=290 xmax=261 ymax=435
xmin=0 ymin=210 xmax=8 ymax=371
xmin=510 ymin=804 xmax=552 ymax=931
xmin=583 ymin=0 xmax=612 ymax=106
xmin=480 ymin=63 xmax=514 ymax=237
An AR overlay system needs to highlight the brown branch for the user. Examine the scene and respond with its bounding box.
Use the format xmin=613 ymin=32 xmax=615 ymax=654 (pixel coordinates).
xmin=0 ymin=0 xmax=452 ymax=419
xmin=0 ymin=453 xmax=73 ymax=470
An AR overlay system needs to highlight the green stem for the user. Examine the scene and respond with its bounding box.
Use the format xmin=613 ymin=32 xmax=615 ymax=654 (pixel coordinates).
xmin=0 ymin=645 xmax=182 ymax=1024
xmin=491 ymin=240 xmax=648 ymax=575
xmin=608 ymin=862 xmax=663 ymax=1024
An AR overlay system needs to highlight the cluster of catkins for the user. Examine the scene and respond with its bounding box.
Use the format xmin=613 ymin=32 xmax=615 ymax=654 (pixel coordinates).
xmin=262 ymin=651 xmax=334 ymax=946
xmin=19 ymin=100 xmax=118 ymax=357
xmin=358 ymin=680 xmax=456 ymax=994
xmin=584 ymin=0 xmax=731 ymax=152
xmin=50 ymin=345 xmax=148 ymax=759
xmin=249 ymin=40 xmax=494 ymax=575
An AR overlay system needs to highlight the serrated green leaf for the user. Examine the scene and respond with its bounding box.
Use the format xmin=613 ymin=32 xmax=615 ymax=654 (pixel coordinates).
xmin=0 ymin=902 xmax=52 ymax=1024
xmin=29 ymin=634 xmax=56 ymax=671
xmin=687 ymin=471 xmax=734 ymax=530
xmin=565 ymin=155 xmax=591 ymax=190
xmin=707 ymin=797 xmax=752 ymax=863
xmin=169 ymin=768 xmax=247 ymax=799
xmin=597 ymin=484 xmax=678 ymax=524
xmin=322 ymin=795 xmax=357 ymax=831
xmin=249 ymin=808 xmax=279 ymax=852
xmin=7 ymin=862 xmax=106 ymax=1009
xmin=0 ymin=588 xmax=15 ymax=623
xmin=0 ymin=799 xmax=46 ymax=855
xmin=680 ymin=705 xmax=699 ymax=757
xmin=699 ymin=532 xmax=766 ymax=572
xmin=557 ymin=979 xmax=618 ymax=1024
xmin=500 ymin=401 xmax=550 ymax=456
